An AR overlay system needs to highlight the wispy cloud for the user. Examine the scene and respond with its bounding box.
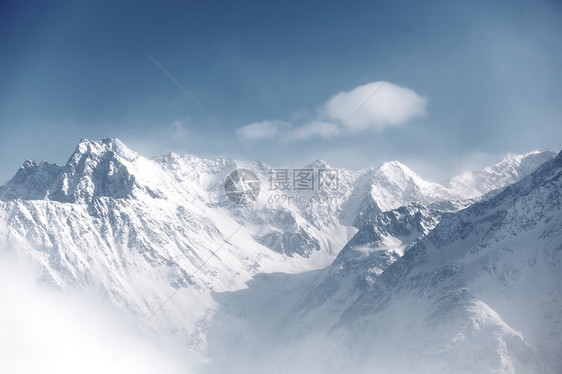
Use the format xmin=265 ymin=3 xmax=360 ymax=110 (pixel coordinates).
xmin=236 ymin=120 xmax=288 ymax=140
xmin=286 ymin=120 xmax=338 ymax=140
xmin=237 ymin=81 xmax=427 ymax=141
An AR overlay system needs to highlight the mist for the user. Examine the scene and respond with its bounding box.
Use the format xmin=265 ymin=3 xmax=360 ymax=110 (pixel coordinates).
xmin=0 ymin=252 xmax=193 ymax=374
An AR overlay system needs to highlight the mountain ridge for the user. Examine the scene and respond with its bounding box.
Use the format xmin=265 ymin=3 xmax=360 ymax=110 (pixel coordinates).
xmin=203 ymin=149 xmax=562 ymax=373
xmin=0 ymin=139 xmax=558 ymax=371
xmin=1 ymin=138 xmax=555 ymax=206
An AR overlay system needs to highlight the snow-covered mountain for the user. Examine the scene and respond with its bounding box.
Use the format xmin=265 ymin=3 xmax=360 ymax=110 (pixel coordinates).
xmin=0 ymin=138 xmax=344 ymax=350
xmin=0 ymin=138 xmax=556 ymax=366
xmin=351 ymin=151 xmax=555 ymax=227
xmin=206 ymin=150 xmax=562 ymax=374
xmin=447 ymin=151 xmax=557 ymax=198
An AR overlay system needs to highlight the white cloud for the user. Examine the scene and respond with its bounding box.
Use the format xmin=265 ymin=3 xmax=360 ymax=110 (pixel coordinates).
xmin=237 ymin=81 xmax=426 ymax=141
xmin=236 ymin=120 xmax=287 ymax=140
xmin=323 ymin=81 xmax=427 ymax=132
xmin=286 ymin=120 xmax=338 ymax=140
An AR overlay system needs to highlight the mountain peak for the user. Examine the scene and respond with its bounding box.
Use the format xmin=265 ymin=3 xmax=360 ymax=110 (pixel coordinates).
xmin=375 ymin=161 xmax=421 ymax=183
xmin=489 ymin=150 xmax=555 ymax=169
xmin=448 ymin=150 xmax=557 ymax=198
xmin=305 ymin=159 xmax=331 ymax=169
xmin=0 ymin=138 xmax=142 ymax=203
xmin=379 ymin=160 xmax=412 ymax=171
xmin=73 ymin=138 xmax=137 ymax=162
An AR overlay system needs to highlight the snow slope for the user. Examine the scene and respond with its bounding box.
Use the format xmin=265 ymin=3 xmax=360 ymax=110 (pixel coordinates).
xmin=448 ymin=151 xmax=557 ymax=198
xmin=0 ymin=138 xmax=555 ymax=362
xmin=204 ymin=150 xmax=562 ymax=373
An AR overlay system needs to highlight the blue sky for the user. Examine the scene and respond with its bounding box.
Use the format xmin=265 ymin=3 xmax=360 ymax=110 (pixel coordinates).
xmin=1 ymin=0 xmax=561 ymax=184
